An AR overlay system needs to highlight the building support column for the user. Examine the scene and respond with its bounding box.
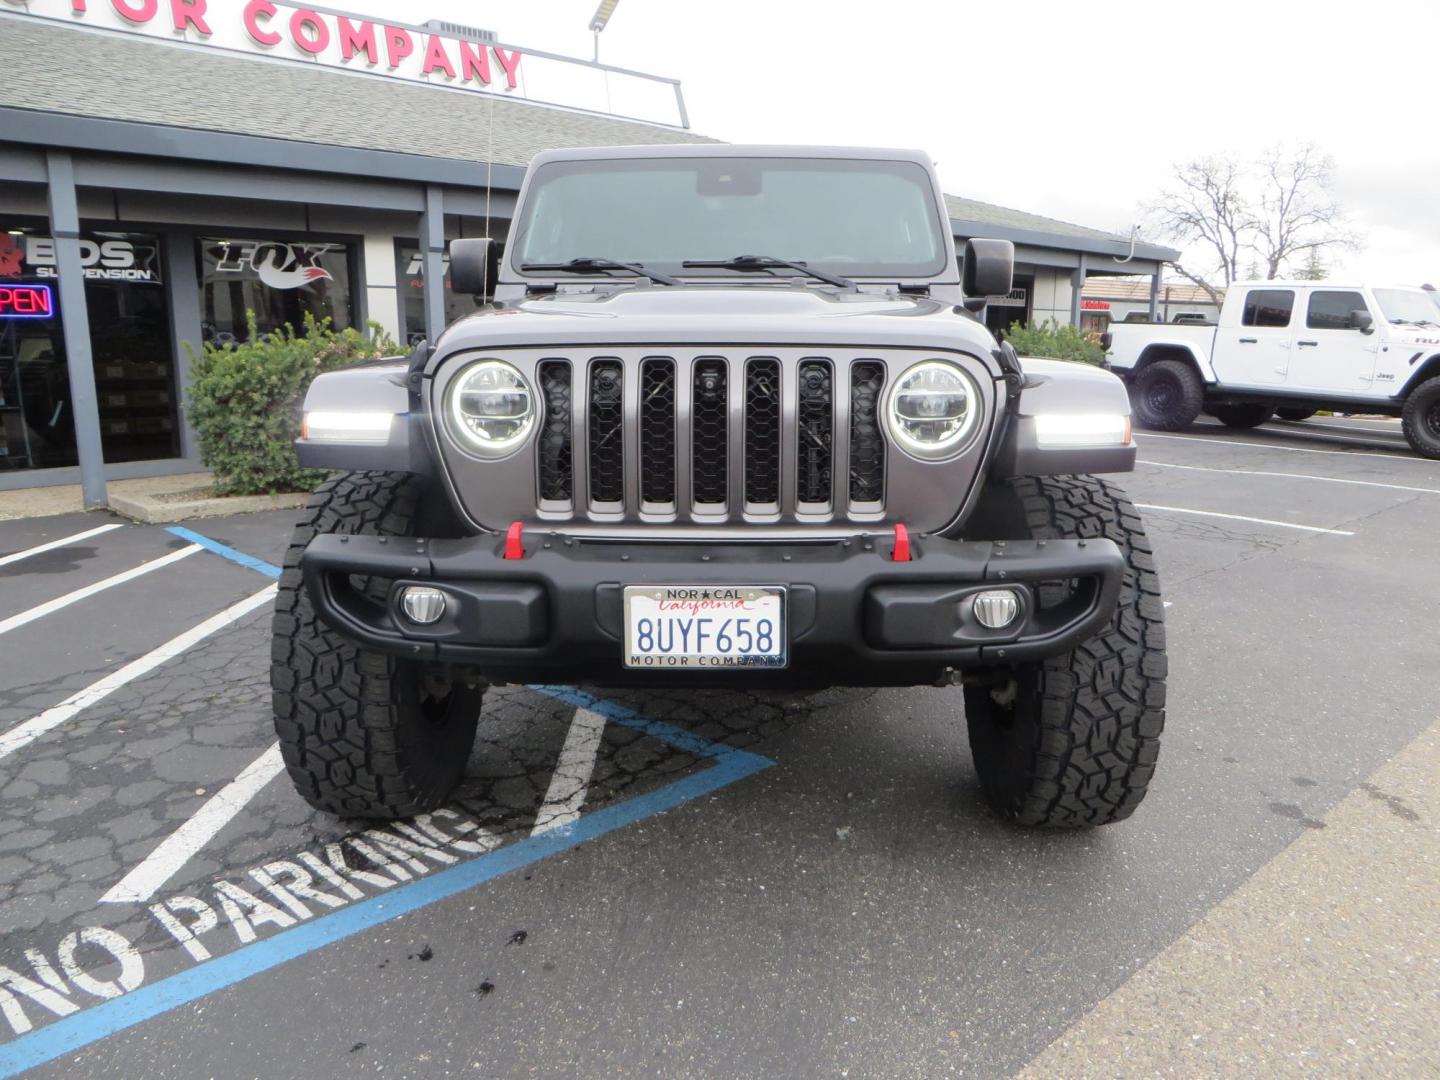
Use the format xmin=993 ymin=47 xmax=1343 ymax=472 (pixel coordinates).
xmin=163 ymin=227 xmax=204 ymax=463
xmin=1070 ymin=252 xmax=1087 ymax=327
xmin=46 ymin=150 xmax=106 ymax=508
xmin=1149 ymin=268 xmax=1161 ymax=321
xmin=420 ymin=185 xmax=446 ymax=344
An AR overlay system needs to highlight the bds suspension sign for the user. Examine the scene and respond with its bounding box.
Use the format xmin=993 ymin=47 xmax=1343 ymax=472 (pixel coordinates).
xmin=5 ymin=0 xmax=689 ymax=125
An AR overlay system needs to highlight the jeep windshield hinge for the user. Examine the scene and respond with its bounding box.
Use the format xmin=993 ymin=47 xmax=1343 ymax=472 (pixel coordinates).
xmin=993 ymin=340 xmax=1026 ymax=405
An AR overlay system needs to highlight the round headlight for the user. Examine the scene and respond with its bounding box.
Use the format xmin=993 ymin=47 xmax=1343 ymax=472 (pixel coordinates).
xmin=447 ymin=360 xmax=535 ymax=457
xmin=886 ymin=361 xmax=979 ymax=458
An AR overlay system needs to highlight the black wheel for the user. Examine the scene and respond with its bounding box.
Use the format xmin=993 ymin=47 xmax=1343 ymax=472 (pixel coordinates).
xmin=1130 ymin=359 xmax=1203 ymax=431
xmin=1401 ymin=376 xmax=1440 ymax=460
xmin=1210 ymin=404 xmax=1273 ymax=429
xmin=963 ymin=476 xmax=1166 ymax=827
xmin=271 ymin=471 xmax=483 ymax=819
xmin=1275 ymin=407 xmax=1317 ymax=422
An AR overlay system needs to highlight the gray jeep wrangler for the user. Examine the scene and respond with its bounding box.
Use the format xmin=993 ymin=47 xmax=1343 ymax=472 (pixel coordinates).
xmin=273 ymin=146 xmax=1165 ymax=828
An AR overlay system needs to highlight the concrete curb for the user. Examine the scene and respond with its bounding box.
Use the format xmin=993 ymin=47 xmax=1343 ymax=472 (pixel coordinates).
xmin=108 ymin=489 xmax=309 ymax=524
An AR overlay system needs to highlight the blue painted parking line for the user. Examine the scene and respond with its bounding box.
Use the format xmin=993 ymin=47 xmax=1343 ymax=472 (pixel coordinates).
xmin=165 ymin=526 xmax=282 ymax=579
xmin=0 ymin=742 xmax=771 ymax=1076
xmin=0 ymin=534 xmax=775 ymax=1077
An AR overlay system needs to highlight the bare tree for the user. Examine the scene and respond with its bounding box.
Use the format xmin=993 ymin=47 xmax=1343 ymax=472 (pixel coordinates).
xmin=1145 ymin=143 xmax=1359 ymax=297
xmin=1145 ymin=156 xmax=1248 ymax=305
xmin=1252 ymin=144 xmax=1356 ymax=279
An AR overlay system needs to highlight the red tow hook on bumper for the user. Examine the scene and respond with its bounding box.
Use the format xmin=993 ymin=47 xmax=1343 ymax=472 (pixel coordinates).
xmin=503 ymin=521 xmax=525 ymax=560
xmin=890 ymin=523 xmax=911 ymax=562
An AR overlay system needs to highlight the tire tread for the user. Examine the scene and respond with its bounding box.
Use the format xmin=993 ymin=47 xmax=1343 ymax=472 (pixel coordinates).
xmin=971 ymin=475 xmax=1167 ymax=827
xmin=270 ymin=471 xmax=475 ymax=819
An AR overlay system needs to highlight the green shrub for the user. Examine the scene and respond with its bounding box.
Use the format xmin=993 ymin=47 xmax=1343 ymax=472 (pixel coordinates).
xmin=1003 ymin=319 xmax=1106 ymax=366
xmin=186 ymin=313 xmax=398 ymax=496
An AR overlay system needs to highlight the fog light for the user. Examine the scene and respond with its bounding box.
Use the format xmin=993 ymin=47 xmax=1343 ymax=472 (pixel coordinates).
xmin=400 ymin=586 xmax=447 ymax=625
xmin=971 ymin=589 xmax=1021 ymax=629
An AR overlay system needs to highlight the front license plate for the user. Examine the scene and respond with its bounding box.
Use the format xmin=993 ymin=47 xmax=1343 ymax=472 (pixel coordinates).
xmin=623 ymin=585 xmax=787 ymax=669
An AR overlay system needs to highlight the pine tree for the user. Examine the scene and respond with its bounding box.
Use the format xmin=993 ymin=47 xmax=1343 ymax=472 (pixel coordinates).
xmin=1297 ymin=250 xmax=1327 ymax=280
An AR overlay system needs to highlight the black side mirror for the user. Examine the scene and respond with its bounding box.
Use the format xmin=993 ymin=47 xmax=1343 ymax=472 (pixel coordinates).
xmin=1349 ymin=309 xmax=1374 ymax=333
xmin=963 ymin=238 xmax=1014 ymax=299
xmin=448 ymin=238 xmax=501 ymax=296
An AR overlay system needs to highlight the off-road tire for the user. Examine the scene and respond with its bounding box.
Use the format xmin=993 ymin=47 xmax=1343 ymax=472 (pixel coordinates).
xmin=271 ymin=471 xmax=483 ymax=819
xmin=1400 ymin=375 xmax=1440 ymax=460
xmin=963 ymin=476 xmax=1166 ymax=827
xmin=1130 ymin=359 xmax=1203 ymax=431
xmin=1275 ymin=407 xmax=1317 ymax=422
xmin=1210 ymin=403 xmax=1273 ymax=429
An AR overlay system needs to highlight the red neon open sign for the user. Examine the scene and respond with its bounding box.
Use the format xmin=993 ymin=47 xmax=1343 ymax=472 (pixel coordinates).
xmin=0 ymin=284 xmax=54 ymax=318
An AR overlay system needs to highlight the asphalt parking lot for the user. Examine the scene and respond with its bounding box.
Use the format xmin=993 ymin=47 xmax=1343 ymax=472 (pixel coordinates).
xmin=1 ymin=414 xmax=1437 ymax=1078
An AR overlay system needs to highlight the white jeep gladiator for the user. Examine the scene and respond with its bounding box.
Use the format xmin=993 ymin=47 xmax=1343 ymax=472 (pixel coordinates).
xmin=1101 ymin=281 xmax=1440 ymax=458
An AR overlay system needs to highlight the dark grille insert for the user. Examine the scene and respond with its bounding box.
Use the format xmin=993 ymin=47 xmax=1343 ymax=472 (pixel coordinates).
xmin=796 ymin=360 xmax=833 ymax=505
xmin=849 ymin=360 xmax=886 ymax=504
xmin=744 ymin=358 xmax=781 ymax=506
xmin=639 ymin=357 xmax=676 ymax=504
xmin=691 ymin=359 xmax=728 ymax=505
xmin=537 ymin=360 xmax=573 ymax=503
xmin=588 ymin=359 xmax=624 ymax=504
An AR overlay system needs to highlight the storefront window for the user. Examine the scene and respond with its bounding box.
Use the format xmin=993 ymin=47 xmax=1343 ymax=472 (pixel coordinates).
xmin=1 ymin=223 xmax=177 ymax=471
xmin=198 ymin=236 xmax=353 ymax=345
xmin=395 ymin=241 xmax=483 ymax=346
xmin=984 ymin=281 xmax=1031 ymax=336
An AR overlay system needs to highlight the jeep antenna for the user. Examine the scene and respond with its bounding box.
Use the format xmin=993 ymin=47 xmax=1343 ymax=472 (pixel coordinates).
xmin=483 ymin=93 xmax=494 ymax=244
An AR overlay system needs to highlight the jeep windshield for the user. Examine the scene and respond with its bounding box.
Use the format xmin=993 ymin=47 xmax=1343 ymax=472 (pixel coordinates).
xmin=510 ymin=157 xmax=949 ymax=281
xmin=1373 ymin=288 xmax=1438 ymax=326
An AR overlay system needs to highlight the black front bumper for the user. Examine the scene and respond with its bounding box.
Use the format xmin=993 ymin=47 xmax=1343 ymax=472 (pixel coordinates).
xmin=302 ymin=531 xmax=1125 ymax=686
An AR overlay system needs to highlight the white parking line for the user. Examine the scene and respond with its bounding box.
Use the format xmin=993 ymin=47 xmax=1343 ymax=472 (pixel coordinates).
xmin=1137 ymin=431 xmax=1435 ymax=465
xmin=0 ymin=585 xmax=277 ymax=762
xmin=1137 ymin=460 xmax=1440 ymax=496
xmin=0 ymin=522 xmax=123 ymax=568
xmin=1134 ymin=503 xmax=1355 ymax=536
xmin=100 ymin=743 xmax=285 ymax=904
xmin=1271 ymin=419 xmax=1405 ymax=437
xmin=1192 ymin=421 xmax=1407 ymax=449
xmin=0 ymin=544 xmax=202 ymax=637
xmin=531 ymin=706 xmax=608 ymax=835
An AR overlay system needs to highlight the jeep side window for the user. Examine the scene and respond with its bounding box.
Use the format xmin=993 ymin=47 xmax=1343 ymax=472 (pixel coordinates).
xmin=1306 ymin=290 xmax=1368 ymax=330
xmin=1241 ymin=289 xmax=1294 ymax=328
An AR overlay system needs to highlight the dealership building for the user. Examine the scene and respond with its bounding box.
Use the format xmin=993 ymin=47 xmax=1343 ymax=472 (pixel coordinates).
xmin=0 ymin=2 xmax=1178 ymax=503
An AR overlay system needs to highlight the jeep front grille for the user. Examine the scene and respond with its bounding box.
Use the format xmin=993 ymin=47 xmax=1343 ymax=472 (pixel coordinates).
xmin=743 ymin=358 xmax=781 ymax=508
xmin=692 ymin=359 xmax=729 ymax=506
xmin=796 ymin=359 xmax=834 ymax=507
xmin=528 ymin=353 xmax=904 ymax=522
xmin=587 ymin=359 xmax=624 ymax=505
xmin=537 ymin=360 xmax=573 ymax=503
xmin=848 ymin=360 xmax=886 ymax=506
xmin=639 ymin=357 xmax=676 ymax=506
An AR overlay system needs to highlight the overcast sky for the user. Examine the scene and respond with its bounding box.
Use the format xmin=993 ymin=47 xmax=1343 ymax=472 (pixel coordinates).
xmin=345 ymin=0 xmax=1440 ymax=284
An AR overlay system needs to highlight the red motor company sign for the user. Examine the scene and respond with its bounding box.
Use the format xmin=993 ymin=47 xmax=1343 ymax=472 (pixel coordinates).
xmin=10 ymin=1 xmax=522 ymax=92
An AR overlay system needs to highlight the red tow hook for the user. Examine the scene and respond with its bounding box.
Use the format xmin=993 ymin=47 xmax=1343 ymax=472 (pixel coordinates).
xmin=890 ymin=523 xmax=911 ymax=562
xmin=503 ymin=521 xmax=525 ymax=560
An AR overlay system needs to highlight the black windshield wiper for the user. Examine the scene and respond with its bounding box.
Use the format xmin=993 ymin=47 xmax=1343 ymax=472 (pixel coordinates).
xmin=520 ymin=257 xmax=679 ymax=286
xmin=681 ymin=255 xmax=857 ymax=290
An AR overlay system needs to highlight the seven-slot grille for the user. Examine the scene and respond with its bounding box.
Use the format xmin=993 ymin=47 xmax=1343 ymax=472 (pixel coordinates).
xmin=542 ymin=356 xmax=889 ymax=519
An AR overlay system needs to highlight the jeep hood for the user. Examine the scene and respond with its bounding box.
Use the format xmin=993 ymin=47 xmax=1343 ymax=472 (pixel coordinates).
xmin=429 ymin=285 xmax=1001 ymax=363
